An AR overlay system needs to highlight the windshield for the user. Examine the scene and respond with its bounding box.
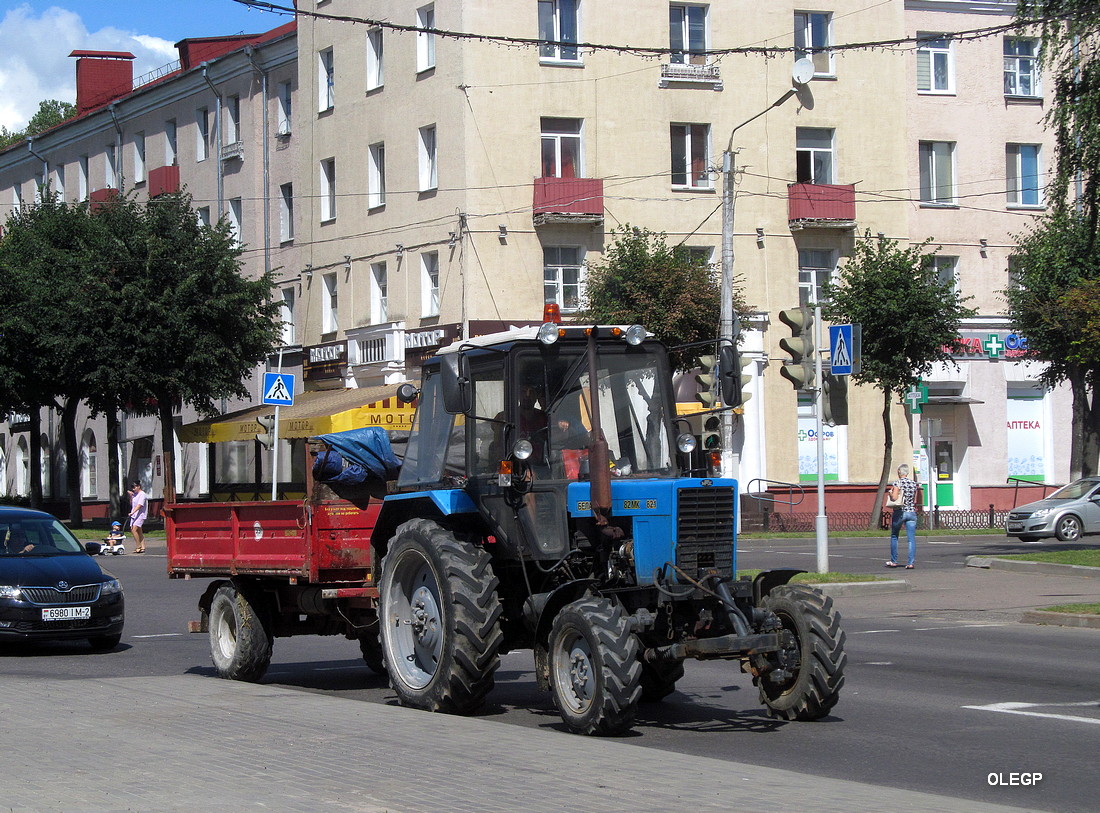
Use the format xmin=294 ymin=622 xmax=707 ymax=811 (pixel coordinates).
xmin=1 ymin=517 xmax=85 ymax=556
xmin=1047 ymin=479 xmax=1100 ymax=501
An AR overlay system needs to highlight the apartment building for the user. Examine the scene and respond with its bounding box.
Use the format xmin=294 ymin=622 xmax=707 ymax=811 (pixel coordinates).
xmin=0 ymin=23 xmax=298 ymax=509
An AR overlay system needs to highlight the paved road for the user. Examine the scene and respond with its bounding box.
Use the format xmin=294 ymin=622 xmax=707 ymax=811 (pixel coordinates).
xmin=2 ymin=533 xmax=1098 ymax=811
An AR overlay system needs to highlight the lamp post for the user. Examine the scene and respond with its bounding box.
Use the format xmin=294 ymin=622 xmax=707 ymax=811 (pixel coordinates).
xmin=719 ymin=59 xmax=816 ymax=482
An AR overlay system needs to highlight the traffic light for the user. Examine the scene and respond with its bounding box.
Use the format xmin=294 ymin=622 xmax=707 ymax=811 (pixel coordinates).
xmin=778 ymin=306 xmax=815 ymax=390
xmin=694 ymin=354 xmax=719 ymax=408
xmin=737 ymin=353 xmax=753 ymax=408
xmin=822 ymin=374 xmax=849 ymax=426
xmin=702 ymin=415 xmax=721 ymax=450
xmin=256 ymin=414 xmax=276 ymax=449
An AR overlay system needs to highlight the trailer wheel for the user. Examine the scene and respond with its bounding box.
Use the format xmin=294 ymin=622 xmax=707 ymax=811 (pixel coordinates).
xmin=639 ymin=658 xmax=684 ymax=702
xmin=755 ymin=584 xmax=846 ymax=721
xmin=548 ymin=597 xmax=641 ymax=735
xmin=208 ymin=582 xmax=273 ymax=682
xmin=379 ymin=519 xmax=503 ymax=714
xmin=358 ymin=627 xmax=385 ymax=675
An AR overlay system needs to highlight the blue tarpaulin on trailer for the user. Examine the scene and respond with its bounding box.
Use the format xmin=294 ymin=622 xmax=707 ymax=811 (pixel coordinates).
xmin=313 ymin=427 xmax=402 ymax=486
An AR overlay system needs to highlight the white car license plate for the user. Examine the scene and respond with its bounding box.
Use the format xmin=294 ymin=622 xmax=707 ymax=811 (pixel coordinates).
xmin=1007 ymin=524 xmax=1023 ymax=532
xmin=42 ymin=606 xmax=91 ymax=621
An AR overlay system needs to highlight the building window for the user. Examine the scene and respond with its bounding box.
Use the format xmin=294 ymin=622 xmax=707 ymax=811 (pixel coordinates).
xmin=279 ymin=182 xmax=294 ymax=242
xmin=196 ymin=107 xmax=210 ymax=161
xmin=418 ymin=125 xmax=437 ymax=191
xmin=197 ymin=206 xmax=211 ymax=227
xmin=794 ymin=11 xmax=833 ymax=76
xmin=165 ymin=119 xmax=177 ymax=164
xmin=227 ymin=197 xmax=243 ymax=246
xmin=917 ymin=34 xmax=953 ymax=93
xmin=78 ymin=155 xmax=88 ymax=199
xmin=538 ymin=0 xmax=580 ymax=62
xmin=924 ymin=255 xmax=959 ymax=293
xmin=422 ymin=252 xmax=440 ymax=317
xmin=796 ymin=127 xmax=834 ymax=184
xmin=1007 ymin=255 xmax=1024 ymax=288
xmin=670 ymin=123 xmax=711 ymax=189
xmin=133 ymin=132 xmax=146 ymax=184
xmin=323 ymin=272 xmax=339 ymax=333
xmin=919 ymin=141 xmax=955 ymax=205
xmin=51 ymin=165 xmax=64 ymax=199
xmin=798 ymin=248 xmax=835 ymax=302
xmin=541 ymin=117 xmax=582 ymax=178
xmin=1007 ymin=387 xmax=1047 ymax=482
xmin=281 ymin=287 xmax=296 ymax=346
xmin=1007 ymin=144 xmax=1043 ymax=207
xmin=81 ymin=431 xmax=97 ymax=498
xmin=277 ymin=82 xmax=292 ymax=135
xmin=368 ymin=142 xmax=386 ymax=208
xmin=417 ymin=5 xmax=436 ymax=71
xmin=669 ymin=4 xmax=707 ymax=65
xmin=320 ymin=158 xmax=337 ymax=222
xmin=106 ymin=144 xmax=118 ymax=187
xmin=318 ymin=47 xmax=335 ymax=112
xmin=544 ymin=246 xmax=585 ymax=312
xmin=225 ymin=95 xmax=241 ymax=144
xmin=371 ymin=262 xmax=389 ymax=322
xmin=1004 ymin=38 xmax=1040 ymax=97
xmin=367 ymin=27 xmax=384 ymax=89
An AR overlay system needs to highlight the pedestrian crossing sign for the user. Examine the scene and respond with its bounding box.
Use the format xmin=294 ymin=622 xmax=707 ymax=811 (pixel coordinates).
xmin=262 ymin=373 xmax=295 ymax=406
xmin=829 ymin=324 xmax=860 ymax=375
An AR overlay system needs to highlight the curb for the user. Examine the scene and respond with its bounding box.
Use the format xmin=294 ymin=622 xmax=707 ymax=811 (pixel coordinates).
xmin=817 ymin=579 xmax=911 ymax=597
xmin=1021 ymin=610 xmax=1100 ymax=629
xmin=965 ymin=556 xmax=1100 ymax=579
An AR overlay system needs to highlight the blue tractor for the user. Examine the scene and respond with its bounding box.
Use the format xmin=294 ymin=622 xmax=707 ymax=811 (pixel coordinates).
xmin=373 ymin=320 xmax=846 ymax=735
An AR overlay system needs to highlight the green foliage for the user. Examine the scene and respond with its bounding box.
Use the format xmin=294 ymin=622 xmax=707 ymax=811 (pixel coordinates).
xmin=1016 ymin=1 xmax=1100 ymax=220
xmin=0 ymin=100 xmax=76 ymax=150
xmin=576 ymin=225 xmax=750 ymax=369
xmin=1005 ymin=209 xmax=1100 ymax=388
xmin=822 ymin=233 xmax=975 ymax=398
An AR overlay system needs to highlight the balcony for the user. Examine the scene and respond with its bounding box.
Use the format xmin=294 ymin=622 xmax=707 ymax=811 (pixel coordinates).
xmin=147 ymin=165 xmax=180 ymax=197
xmin=88 ymin=187 xmax=119 ymax=211
xmin=659 ymin=63 xmax=723 ymax=90
xmin=787 ymin=183 xmax=857 ymax=230
xmin=220 ymin=140 xmax=244 ymax=162
xmin=533 ymin=177 xmax=604 ymax=226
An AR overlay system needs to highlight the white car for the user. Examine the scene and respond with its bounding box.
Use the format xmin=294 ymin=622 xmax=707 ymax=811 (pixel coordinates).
xmin=1006 ymin=477 xmax=1100 ymax=542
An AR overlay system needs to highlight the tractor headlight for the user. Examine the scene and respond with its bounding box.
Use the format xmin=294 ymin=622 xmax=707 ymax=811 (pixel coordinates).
xmin=677 ymin=433 xmax=697 ymax=454
xmin=537 ymin=322 xmax=560 ymax=345
xmin=513 ymin=439 xmax=534 ymax=460
xmin=623 ymin=325 xmax=646 ymax=346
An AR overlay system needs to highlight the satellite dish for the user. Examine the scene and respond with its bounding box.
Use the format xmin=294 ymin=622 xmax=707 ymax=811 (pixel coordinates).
xmin=792 ymin=58 xmax=815 ymax=86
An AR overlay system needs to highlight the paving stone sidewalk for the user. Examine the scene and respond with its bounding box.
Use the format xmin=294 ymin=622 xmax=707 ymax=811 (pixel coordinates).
xmin=0 ymin=674 xmax=1045 ymax=813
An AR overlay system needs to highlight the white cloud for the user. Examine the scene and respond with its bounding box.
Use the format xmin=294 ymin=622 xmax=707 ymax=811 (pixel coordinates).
xmin=0 ymin=4 xmax=176 ymax=132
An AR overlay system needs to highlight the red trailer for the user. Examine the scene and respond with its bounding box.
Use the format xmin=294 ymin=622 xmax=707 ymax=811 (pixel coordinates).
xmin=167 ymin=468 xmax=386 ymax=682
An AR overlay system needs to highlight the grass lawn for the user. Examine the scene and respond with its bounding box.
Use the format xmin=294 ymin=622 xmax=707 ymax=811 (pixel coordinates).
xmin=737 ymin=569 xmax=886 ymax=584
xmin=998 ymin=548 xmax=1100 ymax=567
xmin=740 ymin=528 xmax=1003 ymax=539
xmin=1039 ymin=603 xmax=1100 ymax=615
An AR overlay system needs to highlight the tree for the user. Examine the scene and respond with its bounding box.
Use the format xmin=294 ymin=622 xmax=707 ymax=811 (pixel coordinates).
xmin=98 ymin=191 xmax=283 ymax=501
xmin=0 ymin=100 xmax=76 ymax=150
xmin=822 ymin=234 xmax=975 ymax=526
xmin=0 ymin=194 xmax=111 ymax=522
xmin=1005 ymin=210 xmax=1100 ymax=476
xmin=576 ymin=225 xmax=750 ymax=369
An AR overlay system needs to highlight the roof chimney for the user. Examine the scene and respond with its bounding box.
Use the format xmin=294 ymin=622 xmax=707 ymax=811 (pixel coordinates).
xmin=69 ymin=51 xmax=136 ymax=116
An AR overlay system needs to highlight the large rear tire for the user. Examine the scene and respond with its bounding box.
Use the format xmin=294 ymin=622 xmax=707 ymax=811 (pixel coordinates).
xmin=754 ymin=584 xmax=845 ymax=721
xmin=548 ymin=597 xmax=641 ymax=735
xmin=208 ymin=582 xmax=273 ymax=682
xmin=379 ymin=519 xmax=503 ymax=714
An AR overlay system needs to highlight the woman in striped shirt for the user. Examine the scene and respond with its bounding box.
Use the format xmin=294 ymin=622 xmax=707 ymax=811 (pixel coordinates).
xmin=886 ymin=464 xmax=919 ymax=569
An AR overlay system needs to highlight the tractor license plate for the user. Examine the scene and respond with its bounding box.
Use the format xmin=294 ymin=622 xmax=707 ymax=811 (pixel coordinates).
xmin=42 ymin=606 xmax=91 ymax=621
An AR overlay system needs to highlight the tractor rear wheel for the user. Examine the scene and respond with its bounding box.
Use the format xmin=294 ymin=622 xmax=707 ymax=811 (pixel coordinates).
xmin=754 ymin=584 xmax=846 ymax=721
xmin=379 ymin=519 xmax=503 ymax=714
xmin=548 ymin=597 xmax=641 ymax=735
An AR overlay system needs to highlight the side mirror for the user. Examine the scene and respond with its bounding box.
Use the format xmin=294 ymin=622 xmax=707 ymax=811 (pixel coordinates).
xmin=396 ymin=382 xmax=420 ymax=404
xmin=441 ymin=352 xmax=473 ymax=414
xmin=717 ymin=345 xmax=744 ymax=407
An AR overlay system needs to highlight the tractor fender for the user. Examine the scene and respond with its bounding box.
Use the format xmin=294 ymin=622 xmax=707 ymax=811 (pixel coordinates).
xmin=752 ymin=568 xmax=805 ymax=605
xmin=371 ymin=490 xmax=478 ymax=560
xmin=531 ymin=579 xmax=598 ymax=650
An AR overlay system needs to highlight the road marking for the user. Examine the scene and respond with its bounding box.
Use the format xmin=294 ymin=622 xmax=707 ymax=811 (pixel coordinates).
xmin=131 ymin=633 xmax=185 ymax=639
xmin=963 ymin=700 xmax=1100 ymax=726
xmin=852 ymin=629 xmax=902 ymax=634
xmin=863 ymin=661 xmax=894 ymax=666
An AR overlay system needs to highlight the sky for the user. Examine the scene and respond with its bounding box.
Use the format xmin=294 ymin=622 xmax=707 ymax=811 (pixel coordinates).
xmin=0 ymin=1 xmax=294 ymax=132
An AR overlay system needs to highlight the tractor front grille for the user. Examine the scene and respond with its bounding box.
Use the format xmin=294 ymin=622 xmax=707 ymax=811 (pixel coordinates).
xmin=676 ymin=486 xmax=735 ymax=577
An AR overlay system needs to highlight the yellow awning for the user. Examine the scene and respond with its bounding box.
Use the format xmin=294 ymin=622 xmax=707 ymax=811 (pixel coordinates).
xmin=177 ymin=384 xmax=415 ymax=443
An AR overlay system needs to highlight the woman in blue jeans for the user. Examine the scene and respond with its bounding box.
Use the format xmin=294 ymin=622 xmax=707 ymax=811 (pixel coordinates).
xmin=886 ymin=463 xmax=919 ymax=569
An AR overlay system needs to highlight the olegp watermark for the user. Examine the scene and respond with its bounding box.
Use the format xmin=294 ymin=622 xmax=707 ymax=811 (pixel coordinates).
xmin=988 ymin=772 xmax=1043 ymax=786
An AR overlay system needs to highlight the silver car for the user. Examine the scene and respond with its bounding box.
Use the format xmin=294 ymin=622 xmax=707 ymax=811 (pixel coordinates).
xmin=1006 ymin=477 xmax=1100 ymax=542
